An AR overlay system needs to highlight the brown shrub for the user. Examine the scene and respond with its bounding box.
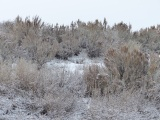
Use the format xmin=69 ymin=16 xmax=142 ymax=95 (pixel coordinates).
xmin=14 ymin=58 xmax=54 ymax=97
xmin=35 ymin=40 xmax=58 ymax=69
xmin=104 ymin=42 xmax=156 ymax=91
xmin=84 ymin=65 xmax=110 ymax=97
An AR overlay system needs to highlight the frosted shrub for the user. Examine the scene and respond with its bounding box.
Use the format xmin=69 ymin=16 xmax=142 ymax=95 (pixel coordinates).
xmin=15 ymin=58 xmax=38 ymax=91
xmin=84 ymin=65 xmax=110 ymax=97
xmin=104 ymin=42 xmax=155 ymax=91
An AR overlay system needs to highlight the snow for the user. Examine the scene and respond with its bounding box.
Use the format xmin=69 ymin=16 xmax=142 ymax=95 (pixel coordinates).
xmin=45 ymin=50 xmax=105 ymax=73
xmin=1 ymin=51 xmax=160 ymax=119
xmin=0 ymin=86 xmax=50 ymax=120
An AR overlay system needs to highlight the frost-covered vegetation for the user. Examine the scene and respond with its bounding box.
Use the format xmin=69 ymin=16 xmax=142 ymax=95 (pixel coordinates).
xmin=0 ymin=16 xmax=160 ymax=119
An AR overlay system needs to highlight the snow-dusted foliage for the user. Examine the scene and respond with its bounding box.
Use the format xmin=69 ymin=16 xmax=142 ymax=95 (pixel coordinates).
xmin=1 ymin=16 xmax=160 ymax=119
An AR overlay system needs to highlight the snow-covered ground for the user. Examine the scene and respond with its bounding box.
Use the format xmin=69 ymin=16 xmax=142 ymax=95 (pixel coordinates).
xmin=0 ymin=51 xmax=160 ymax=120
xmin=1 ymin=88 xmax=160 ymax=120
xmin=45 ymin=50 xmax=105 ymax=73
xmin=0 ymin=85 xmax=50 ymax=120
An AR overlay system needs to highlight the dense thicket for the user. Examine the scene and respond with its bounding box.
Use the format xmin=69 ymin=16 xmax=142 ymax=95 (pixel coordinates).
xmin=1 ymin=16 xmax=160 ymax=119
xmin=1 ymin=16 xmax=160 ymax=66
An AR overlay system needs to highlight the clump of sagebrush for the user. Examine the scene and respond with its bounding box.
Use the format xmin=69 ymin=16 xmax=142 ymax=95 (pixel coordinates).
xmin=15 ymin=59 xmax=77 ymax=118
xmin=15 ymin=58 xmax=38 ymax=92
xmin=104 ymin=42 xmax=157 ymax=91
xmin=84 ymin=64 xmax=126 ymax=98
xmin=84 ymin=65 xmax=111 ymax=97
xmin=0 ymin=58 xmax=77 ymax=118
xmin=1 ymin=16 xmax=160 ymax=63
xmin=1 ymin=16 xmax=59 ymax=67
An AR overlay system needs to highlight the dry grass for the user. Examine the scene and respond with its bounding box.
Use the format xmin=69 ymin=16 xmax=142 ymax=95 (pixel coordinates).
xmin=0 ymin=58 xmax=80 ymax=118
xmin=0 ymin=61 xmax=12 ymax=84
xmin=15 ymin=58 xmax=38 ymax=92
